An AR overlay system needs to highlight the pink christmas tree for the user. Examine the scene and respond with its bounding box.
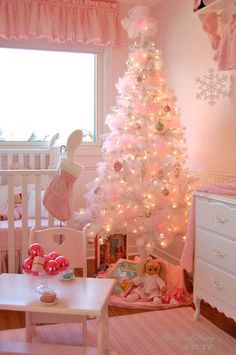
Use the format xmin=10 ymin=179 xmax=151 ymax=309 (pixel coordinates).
xmin=79 ymin=6 xmax=195 ymax=258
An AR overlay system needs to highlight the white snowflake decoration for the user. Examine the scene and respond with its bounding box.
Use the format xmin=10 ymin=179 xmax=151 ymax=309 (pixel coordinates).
xmin=195 ymin=68 xmax=230 ymax=106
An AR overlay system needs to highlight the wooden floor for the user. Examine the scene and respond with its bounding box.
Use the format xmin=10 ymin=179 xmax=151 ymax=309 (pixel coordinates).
xmin=0 ymin=260 xmax=236 ymax=340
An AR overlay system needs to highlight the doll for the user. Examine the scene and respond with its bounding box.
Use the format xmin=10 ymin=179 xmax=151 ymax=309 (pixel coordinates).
xmin=0 ymin=193 xmax=22 ymax=220
xmin=126 ymin=258 xmax=167 ymax=306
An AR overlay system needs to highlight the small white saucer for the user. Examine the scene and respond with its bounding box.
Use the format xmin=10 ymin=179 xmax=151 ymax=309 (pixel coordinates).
xmin=40 ymin=297 xmax=58 ymax=305
xmin=60 ymin=275 xmax=75 ymax=281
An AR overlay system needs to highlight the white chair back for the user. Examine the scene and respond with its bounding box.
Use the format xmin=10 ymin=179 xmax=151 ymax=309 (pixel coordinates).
xmin=29 ymin=227 xmax=87 ymax=276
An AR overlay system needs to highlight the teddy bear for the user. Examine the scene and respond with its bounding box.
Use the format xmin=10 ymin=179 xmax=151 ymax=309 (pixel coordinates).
xmin=0 ymin=193 xmax=22 ymax=220
xmin=125 ymin=258 xmax=167 ymax=306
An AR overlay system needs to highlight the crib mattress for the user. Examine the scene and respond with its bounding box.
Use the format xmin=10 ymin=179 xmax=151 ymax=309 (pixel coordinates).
xmin=0 ymin=219 xmax=61 ymax=251
xmin=0 ymin=219 xmax=62 ymax=273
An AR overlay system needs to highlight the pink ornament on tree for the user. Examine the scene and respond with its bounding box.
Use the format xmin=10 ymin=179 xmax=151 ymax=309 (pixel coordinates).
xmin=114 ymin=161 xmax=123 ymax=172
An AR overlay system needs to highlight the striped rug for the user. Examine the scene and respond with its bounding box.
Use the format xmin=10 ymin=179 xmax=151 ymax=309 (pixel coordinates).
xmin=0 ymin=307 xmax=235 ymax=354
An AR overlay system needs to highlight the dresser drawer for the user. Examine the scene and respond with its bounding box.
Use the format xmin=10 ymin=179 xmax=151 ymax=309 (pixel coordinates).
xmin=194 ymin=259 xmax=236 ymax=309
xmin=196 ymin=197 xmax=236 ymax=240
xmin=195 ymin=229 xmax=236 ymax=275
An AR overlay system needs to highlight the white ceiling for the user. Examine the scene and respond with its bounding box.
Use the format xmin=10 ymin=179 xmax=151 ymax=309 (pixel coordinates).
xmin=117 ymin=0 xmax=162 ymax=6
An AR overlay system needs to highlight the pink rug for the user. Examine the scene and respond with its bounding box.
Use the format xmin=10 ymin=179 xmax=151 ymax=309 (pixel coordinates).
xmin=0 ymin=307 xmax=235 ymax=354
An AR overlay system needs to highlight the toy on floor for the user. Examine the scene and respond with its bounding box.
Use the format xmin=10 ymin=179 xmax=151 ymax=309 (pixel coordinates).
xmin=126 ymin=258 xmax=167 ymax=306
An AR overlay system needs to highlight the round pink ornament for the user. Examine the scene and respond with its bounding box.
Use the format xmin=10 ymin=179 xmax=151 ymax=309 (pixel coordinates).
xmin=49 ymin=252 xmax=60 ymax=260
xmin=55 ymin=255 xmax=70 ymax=272
xmin=22 ymin=256 xmax=33 ymax=273
xmin=114 ymin=161 xmax=123 ymax=172
xmin=29 ymin=243 xmax=44 ymax=257
xmin=45 ymin=260 xmax=59 ymax=276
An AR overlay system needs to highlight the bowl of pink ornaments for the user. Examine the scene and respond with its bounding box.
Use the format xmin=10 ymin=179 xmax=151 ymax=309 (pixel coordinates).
xmin=22 ymin=243 xmax=70 ymax=301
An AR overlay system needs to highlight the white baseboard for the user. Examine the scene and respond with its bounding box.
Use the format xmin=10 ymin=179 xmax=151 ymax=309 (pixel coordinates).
xmin=190 ymin=170 xmax=235 ymax=185
xmin=151 ymin=246 xmax=180 ymax=265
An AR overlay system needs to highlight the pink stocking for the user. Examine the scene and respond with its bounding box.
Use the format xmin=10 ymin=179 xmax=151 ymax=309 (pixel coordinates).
xmin=43 ymin=158 xmax=83 ymax=221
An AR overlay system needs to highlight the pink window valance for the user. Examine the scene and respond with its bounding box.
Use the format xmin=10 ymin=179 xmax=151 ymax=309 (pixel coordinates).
xmin=0 ymin=0 xmax=126 ymax=46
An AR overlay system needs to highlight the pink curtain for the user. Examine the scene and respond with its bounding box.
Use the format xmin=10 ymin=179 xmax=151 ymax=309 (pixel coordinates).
xmin=0 ymin=0 xmax=125 ymax=46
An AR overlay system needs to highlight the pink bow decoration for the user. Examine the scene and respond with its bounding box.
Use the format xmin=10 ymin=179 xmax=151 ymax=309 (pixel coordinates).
xmin=121 ymin=5 xmax=157 ymax=40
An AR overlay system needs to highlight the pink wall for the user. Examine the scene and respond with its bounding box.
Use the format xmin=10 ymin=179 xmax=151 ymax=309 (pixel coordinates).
xmin=155 ymin=0 xmax=236 ymax=175
xmin=111 ymin=0 xmax=236 ymax=176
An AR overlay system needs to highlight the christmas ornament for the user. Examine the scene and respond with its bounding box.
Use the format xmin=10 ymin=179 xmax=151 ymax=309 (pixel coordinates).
xmin=114 ymin=161 xmax=123 ymax=172
xmin=49 ymin=252 xmax=60 ymax=260
xmin=55 ymin=255 xmax=70 ymax=272
xmin=151 ymin=93 xmax=157 ymax=101
xmin=31 ymin=256 xmax=45 ymax=275
xmin=157 ymin=170 xmax=164 ymax=179
xmin=174 ymin=163 xmax=181 ymax=178
xmin=172 ymin=287 xmax=187 ymax=303
xmin=161 ymin=295 xmax=171 ymax=304
xmin=137 ymin=75 xmax=143 ymax=83
xmin=155 ymin=121 xmax=164 ymax=132
xmin=145 ymin=208 xmax=152 ymax=218
xmin=164 ymin=105 xmax=171 ymax=112
xmin=94 ymin=187 xmax=100 ymax=194
xmin=45 ymin=260 xmax=59 ymax=276
xmin=128 ymin=112 xmax=133 ymax=118
xmin=29 ymin=243 xmax=44 ymax=257
xmin=22 ymin=256 xmax=33 ymax=273
xmin=135 ymin=122 xmax=141 ymax=129
xmin=162 ymin=187 xmax=169 ymax=196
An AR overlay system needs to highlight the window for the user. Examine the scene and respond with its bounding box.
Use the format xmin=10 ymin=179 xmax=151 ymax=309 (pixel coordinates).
xmin=0 ymin=40 xmax=108 ymax=149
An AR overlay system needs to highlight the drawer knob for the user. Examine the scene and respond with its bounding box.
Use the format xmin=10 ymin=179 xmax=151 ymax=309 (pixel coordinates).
xmin=212 ymin=215 xmax=228 ymax=224
xmin=210 ymin=278 xmax=223 ymax=289
xmin=211 ymin=247 xmax=227 ymax=257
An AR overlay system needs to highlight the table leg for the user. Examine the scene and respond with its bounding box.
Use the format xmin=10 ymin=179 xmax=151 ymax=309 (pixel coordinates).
xmin=193 ymin=295 xmax=201 ymax=320
xmin=97 ymin=303 xmax=109 ymax=355
xmin=25 ymin=312 xmax=35 ymax=342
xmin=81 ymin=316 xmax=87 ymax=346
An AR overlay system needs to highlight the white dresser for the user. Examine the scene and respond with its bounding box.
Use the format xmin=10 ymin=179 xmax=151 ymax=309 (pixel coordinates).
xmin=193 ymin=192 xmax=236 ymax=322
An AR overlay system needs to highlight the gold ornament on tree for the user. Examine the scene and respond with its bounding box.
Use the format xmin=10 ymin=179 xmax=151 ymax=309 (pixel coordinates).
xmin=173 ymin=163 xmax=181 ymax=178
xmin=144 ymin=208 xmax=152 ymax=218
xmin=155 ymin=121 xmax=164 ymax=132
xmin=162 ymin=187 xmax=169 ymax=196
xmin=137 ymin=75 xmax=143 ymax=83
xmin=157 ymin=170 xmax=164 ymax=179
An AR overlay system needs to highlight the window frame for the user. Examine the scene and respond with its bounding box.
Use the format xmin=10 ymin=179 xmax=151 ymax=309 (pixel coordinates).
xmin=0 ymin=38 xmax=112 ymax=156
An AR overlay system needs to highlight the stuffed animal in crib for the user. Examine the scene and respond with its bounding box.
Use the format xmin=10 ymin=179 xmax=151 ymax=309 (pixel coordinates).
xmin=0 ymin=193 xmax=22 ymax=220
xmin=126 ymin=258 xmax=167 ymax=306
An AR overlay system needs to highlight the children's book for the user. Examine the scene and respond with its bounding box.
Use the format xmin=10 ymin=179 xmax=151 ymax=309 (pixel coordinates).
xmin=105 ymin=258 xmax=139 ymax=297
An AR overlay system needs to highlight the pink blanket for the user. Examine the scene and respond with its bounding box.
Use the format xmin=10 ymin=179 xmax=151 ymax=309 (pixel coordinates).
xmin=180 ymin=179 xmax=236 ymax=273
xmin=105 ymin=256 xmax=192 ymax=309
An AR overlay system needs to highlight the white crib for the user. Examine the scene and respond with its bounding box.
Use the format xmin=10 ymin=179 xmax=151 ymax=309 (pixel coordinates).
xmin=0 ymin=131 xmax=81 ymax=273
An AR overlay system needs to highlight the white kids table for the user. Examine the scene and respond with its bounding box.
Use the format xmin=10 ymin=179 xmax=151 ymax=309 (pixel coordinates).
xmin=0 ymin=273 xmax=115 ymax=355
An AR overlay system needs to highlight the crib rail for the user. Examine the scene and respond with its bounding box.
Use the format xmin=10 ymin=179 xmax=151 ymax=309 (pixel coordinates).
xmin=0 ymin=169 xmax=58 ymax=273
xmin=0 ymin=131 xmax=81 ymax=274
